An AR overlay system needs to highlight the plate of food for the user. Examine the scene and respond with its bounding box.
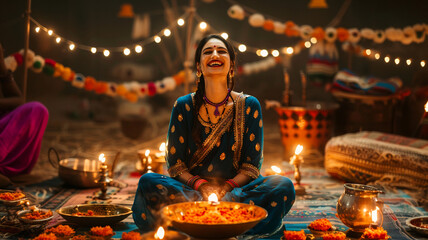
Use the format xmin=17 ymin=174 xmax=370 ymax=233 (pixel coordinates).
xmin=17 ymin=208 xmax=54 ymax=224
xmin=0 ymin=190 xmax=27 ymax=206
xmin=406 ymin=216 xmax=428 ymax=236
xmin=307 ymin=218 xmax=337 ymax=236
xmin=56 ymin=204 xmax=132 ymax=226
xmin=162 ymin=201 xmax=267 ymax=239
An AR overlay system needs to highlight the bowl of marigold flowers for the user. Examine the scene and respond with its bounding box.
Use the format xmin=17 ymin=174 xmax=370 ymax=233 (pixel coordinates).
xmin=17 ymin=207 xmax=54 ymax=224
xmin=360 ymin=227 xmax=390 ymax=239
xmin=121 ymin=231 xmax=142 ymax=240
xmin=44 ymin=224 xmax=75 ymax=240
xmin=71 ymin=235 xmax=87 ymax=240
xmin=322 ymin=231 xmax=347 ymax=240
xmin=282 ymin=229 xmax=314 ymax=240
xmin=0 ymin=190 xmax=27 ymax=206
xmin=33 ymin=233 xmax=58 ymax=240
xmin=308 ymin=218 xmax=337 ymax=236
xmin=87 ymin=225 xmax=115 ymax=240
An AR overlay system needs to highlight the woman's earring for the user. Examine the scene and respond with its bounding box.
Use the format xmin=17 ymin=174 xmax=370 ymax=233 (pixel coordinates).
xmin=229 ymin=70 xmax=234 ymax=79
xmin=196 ymin=71 xmax=202 ymax=84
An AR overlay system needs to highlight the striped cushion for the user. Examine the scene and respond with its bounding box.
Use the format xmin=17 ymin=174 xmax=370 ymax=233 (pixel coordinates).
xmin=325 ymin=131 xmax=428 ymax=189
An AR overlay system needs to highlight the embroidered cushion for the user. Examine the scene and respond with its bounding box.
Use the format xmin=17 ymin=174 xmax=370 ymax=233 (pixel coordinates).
xmin=325 ymin=131 xmax=428 ymax=189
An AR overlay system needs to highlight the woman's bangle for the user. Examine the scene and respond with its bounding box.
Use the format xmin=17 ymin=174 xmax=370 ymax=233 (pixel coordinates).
xmin=194 ymin=179 xmax=208 ymax=191
xmin=225 ymin=179 xmax=240 ymax=188
xmin=186 ymin=175 xmax=201 ymax=188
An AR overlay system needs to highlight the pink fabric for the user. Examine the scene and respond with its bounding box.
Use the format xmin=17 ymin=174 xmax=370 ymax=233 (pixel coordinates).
xmin=0 ymin=102 xmax=49 ymax=176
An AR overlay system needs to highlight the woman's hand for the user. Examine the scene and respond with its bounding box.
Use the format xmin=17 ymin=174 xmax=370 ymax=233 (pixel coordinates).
xmin=198 ymin=182 xmax=216 ymax=200
xmin=218 ymin=182 xmax=233 ymax=200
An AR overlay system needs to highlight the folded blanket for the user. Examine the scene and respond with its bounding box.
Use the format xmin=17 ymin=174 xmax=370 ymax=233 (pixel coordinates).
xmin=333 ymin=69 xmax=402 ymax=95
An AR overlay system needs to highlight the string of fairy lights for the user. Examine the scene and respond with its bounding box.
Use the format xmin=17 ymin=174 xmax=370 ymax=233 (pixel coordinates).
xmin=28 ymin=9 xmax=426 ymax=69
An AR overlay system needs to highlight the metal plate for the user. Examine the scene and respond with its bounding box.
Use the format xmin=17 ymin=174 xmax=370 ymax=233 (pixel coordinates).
xmin=56 ymin=204 xmax=132 ymax=226
xmin=162 ymin=201 xmax=267 ymax=239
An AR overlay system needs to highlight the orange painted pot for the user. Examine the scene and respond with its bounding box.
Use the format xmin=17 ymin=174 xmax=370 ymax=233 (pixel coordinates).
xmin=275 ymin=102 xmax=338 ymax=158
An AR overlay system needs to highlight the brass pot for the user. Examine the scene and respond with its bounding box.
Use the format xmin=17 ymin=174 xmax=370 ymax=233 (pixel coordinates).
xmin=48 ymin=148 xmax=119 ymax=188
xmin=336 ymin=183 xmax=384 ymax=232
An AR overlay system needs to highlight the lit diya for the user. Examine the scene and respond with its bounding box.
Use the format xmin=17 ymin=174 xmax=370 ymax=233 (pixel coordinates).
xmin=141 ymin=226 xmax=189 ymax=240
xmin=162 ymin=193 xmax=267 ymax=239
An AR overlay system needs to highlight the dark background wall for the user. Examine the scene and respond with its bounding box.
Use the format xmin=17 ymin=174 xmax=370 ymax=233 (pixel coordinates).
xmin=1 ymin=0 xmax=428 ymax=136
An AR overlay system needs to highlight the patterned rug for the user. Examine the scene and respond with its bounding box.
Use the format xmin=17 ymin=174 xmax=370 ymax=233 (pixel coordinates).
xmin=3 ymin=165 xmax=428 ymax=240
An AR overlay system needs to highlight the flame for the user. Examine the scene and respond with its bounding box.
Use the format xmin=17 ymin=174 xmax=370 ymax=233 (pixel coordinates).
xmin=159 ymin=142 xmax=166 ymax=152
xmin=208 ymin=193 xmax=218 ymax=203
xmin=294 ymin=145 xmax=303 ymax=155
xmin=98 ymin=153 xmax=105 ymax=163
xmin=271 ymin=166 xmax=282 ymax=174
xmin=154 ymin=226 xmax=165 ymax=239
xmin=145 ymin=149 xmax=150 ymax=157
xmin=372 ymin=209 xmax=378 ymax=222
xmin=425 ymin=101 xmax=428 ymax=112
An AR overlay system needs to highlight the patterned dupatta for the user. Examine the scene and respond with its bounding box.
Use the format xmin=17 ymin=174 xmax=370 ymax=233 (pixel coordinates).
xmin=189 ymin=93 xmax=246 ymax=171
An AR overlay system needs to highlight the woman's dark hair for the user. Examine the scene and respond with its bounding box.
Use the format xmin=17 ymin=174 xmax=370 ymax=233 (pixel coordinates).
xmin=192 ymin=34 xmax=237 ymax=147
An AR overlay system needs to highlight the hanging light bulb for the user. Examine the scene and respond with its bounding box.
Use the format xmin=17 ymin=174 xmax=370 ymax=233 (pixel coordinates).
xmin=271 ymin=49 xmax=280 ymax=57
xmin=91 ymin=47 xmax=97 ymax=53
xmin=310 ymin=37 xmax=317 ymax=44
xmin=406 ymin=59 xmax=412 ymax=65
xmin=304 ymin=41 xmax=311 ymax=48
xmin=374 ymin=53 xmax=380 ymax=60
xmin=35 ymin=27 xmax=40 ymax=33
xmin=55 ymin=37 xmax=61 ymax=43
xmin=154 ymin=35 xmax=161 ymax=43
xmin=47 ymin=29 xmax=53 ymax=36
xmin=394 ymin=58 xmax=400 ymax=65
xmin=199 ymin=22 xmax=207 ymax=31
xmin=69 ymin=43 xmax=75 ymax=51
xmin=163 ymin=28 xmax=171 ymax=37
xmin=177 ymin=18 xmax=185 ymax=26
xmin=286 ymin=47 xmax=294 ymax=55
xmin=365 ymin=49 xmax=372 ymax=55
xmin=103 ymin=49 xmax=110 ymax=57
xmin=238 ymin=44 xmax=246 ymax=52
xmin=135 ymin=45 xmax=143 ymax=53
xmin=384 ymin=56 xmax=390 ymax=63
xmin=123 ymin=48 xmax=131 ymax=56
xmin=221 ymin=32 xmax=229 ymax=40
xmin=421 ymin=60 xmax=426 ymax=67
xmin=260 ymin=49 xmax=268 ymax=57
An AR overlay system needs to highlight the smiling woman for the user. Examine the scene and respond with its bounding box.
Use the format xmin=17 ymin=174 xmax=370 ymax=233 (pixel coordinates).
xmin=132 ymin=34 xmax=296 ymax=239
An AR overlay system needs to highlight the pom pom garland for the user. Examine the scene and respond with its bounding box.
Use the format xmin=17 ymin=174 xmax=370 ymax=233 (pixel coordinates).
xmin=19 ymin=49 xmax=35 ymax=67
xmin=12 ymin=53 xmax=24 ymax=66
xmin=248 ymin=14 xmax=265 ymax=27
xmin=4 ymin=56 xmax=18 ymax=72
xmin=226 ymin=3 xmax=428 ymax=45
xmin=32 ymin=55 xmax=45 ymax=73
xmin=273 ymin=21 xmax=286 ymax=35
xmin=227 ymin=5 xmax=245 ymax=20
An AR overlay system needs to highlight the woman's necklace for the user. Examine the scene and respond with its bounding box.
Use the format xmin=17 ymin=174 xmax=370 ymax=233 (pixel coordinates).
xmin=203 ymin=89 xmax=231 ymax=117
xmin=203 ymin=101 xmax=227 ymax=128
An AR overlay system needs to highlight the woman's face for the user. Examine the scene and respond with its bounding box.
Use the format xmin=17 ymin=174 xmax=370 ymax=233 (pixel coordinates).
xmin=199 ymin=38 xmax=231 ymax=79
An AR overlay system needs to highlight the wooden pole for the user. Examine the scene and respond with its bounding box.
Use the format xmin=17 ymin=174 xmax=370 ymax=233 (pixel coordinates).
xmin=183 ymin=0 xmax=195 ymax=94
xmin=22 ymin=0 xmax=31 ymax=102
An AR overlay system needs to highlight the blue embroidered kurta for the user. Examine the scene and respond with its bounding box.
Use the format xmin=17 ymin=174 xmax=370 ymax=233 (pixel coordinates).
xmin=132 ymin=93 xmax=295 ymax=238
